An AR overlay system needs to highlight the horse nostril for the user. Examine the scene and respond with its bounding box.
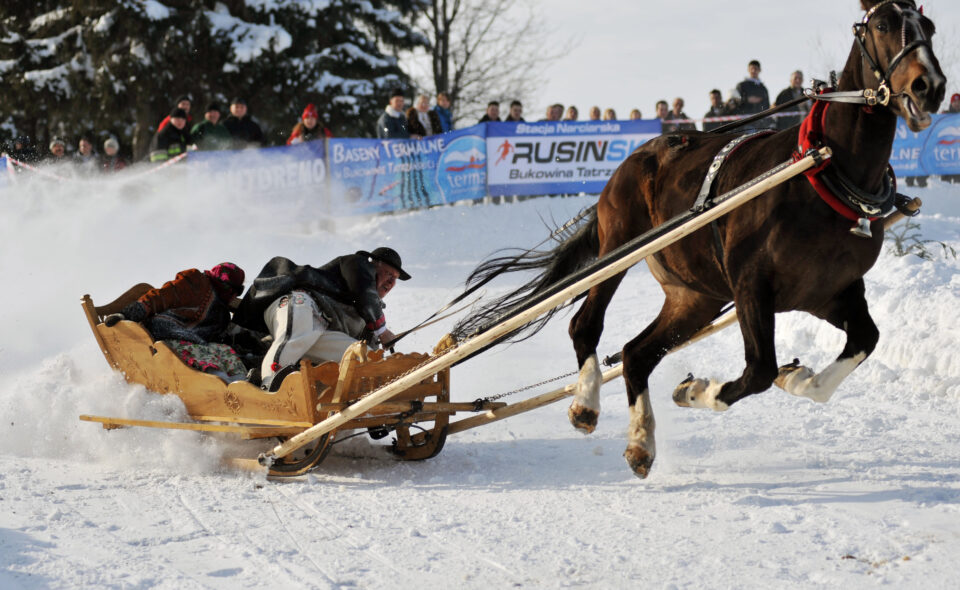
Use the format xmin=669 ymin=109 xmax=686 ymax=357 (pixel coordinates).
xmin=911 ymin=76 xmax=928 ymax=98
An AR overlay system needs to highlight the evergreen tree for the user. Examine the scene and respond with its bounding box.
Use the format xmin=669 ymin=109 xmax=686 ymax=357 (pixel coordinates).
xmin=0 ymin=1 xmax=428 ymax=159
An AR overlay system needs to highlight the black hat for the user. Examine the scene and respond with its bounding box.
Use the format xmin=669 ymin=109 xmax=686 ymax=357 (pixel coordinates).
xmin=170 ymin=107 xmax=188 ymax=119
xmin=175 ymin=94 xmax=192 ymax=104
xmin=359 ymin=247 xmax=411 ymax=280
xmin=390 ymin=88 xmax=404 ymax=99
xmin=206 ymin=102 xmax=221 ymax=113
xmin=231 ymin=97 xmax=247 ymax=106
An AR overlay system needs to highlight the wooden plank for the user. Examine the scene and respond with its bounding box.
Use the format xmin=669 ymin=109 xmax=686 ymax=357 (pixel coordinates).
xmin=79 ymin=414 xmax=302 ymax=437
xmin=266 ymin=148 xmax=832 ymax=463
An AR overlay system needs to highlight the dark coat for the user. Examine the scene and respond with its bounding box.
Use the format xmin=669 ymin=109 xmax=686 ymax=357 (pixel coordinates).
xmin=149 ymin=123 xmax=190 ymax=162
xmin=286 ymin=121 xmax=332 ymax=144
xmin=735 ymin=78 xmax=771 ymax=115
xmin=406 ymin=107 xmax=443 ymax=136
xmin=234 ymin=255 xmax=385 ymax=338
xmin=376 ymin=109 xmax=409 ymax=139
xmin=223 ymin=114 xmax=266 ymax=148
xmin=774 ymin=87 xmax=809 ymax=129
xmin=702 ymin=105 xmax=731 ymax=132
xmin=191 ymin=120 xmax=233 ymax=150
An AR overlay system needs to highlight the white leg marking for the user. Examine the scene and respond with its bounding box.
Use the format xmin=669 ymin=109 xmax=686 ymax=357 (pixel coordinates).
xmin=780 ymin=352 xmax=867 ymax=403
xmin=573 ymin=354 xmax=602 ymax=413
xmin=626 ymin=391 xmax=656 ymax=457
xmin=675 ymin=378 xmax=729 ymax=412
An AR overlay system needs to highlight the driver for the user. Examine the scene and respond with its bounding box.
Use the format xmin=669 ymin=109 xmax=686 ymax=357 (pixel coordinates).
xmin=233 ymin=247 xmax=410 ymax=390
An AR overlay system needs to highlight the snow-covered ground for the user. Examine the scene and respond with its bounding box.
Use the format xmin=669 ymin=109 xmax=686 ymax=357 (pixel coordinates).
xmin=1 ymin=168 xmax=959 ymax=588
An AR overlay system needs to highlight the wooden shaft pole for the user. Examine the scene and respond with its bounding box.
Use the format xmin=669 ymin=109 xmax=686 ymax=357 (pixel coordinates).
xmin=265 ymin=148 xmax=830 ymax=463
xmin=881 ymin=196 xmax=922 ymax=230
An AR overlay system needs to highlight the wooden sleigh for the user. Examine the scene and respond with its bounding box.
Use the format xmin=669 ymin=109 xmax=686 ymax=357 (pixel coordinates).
xmin=80 ymin=284 xmax=505 ymax=476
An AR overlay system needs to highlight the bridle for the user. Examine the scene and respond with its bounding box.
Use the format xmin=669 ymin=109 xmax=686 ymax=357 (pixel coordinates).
xmin=845 ymin=0 xmax=931 ymax=106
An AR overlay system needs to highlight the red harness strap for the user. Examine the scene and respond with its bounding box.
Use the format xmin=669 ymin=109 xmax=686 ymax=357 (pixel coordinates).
xmin=793 ymin=97 xmax=876 ymax=222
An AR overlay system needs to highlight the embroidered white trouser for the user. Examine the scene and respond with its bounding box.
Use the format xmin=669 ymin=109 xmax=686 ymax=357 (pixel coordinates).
xmin=260 ymin=290 xmax=357 ymax=388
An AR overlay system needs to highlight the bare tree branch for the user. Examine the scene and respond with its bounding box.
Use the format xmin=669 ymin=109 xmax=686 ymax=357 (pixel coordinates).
xmin=407 ymin=0 xmax=575 ymax=125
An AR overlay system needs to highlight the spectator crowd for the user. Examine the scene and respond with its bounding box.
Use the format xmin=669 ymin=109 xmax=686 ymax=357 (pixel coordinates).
xmin=5 ymin=64 xmax=960 ymax=186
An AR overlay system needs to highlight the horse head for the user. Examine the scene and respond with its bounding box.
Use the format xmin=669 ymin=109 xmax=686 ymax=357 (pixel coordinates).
xmin=856 ymin=0 xmax=946 ymax=131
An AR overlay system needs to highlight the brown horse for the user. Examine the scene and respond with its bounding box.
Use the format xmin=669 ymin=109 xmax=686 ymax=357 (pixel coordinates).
xmin=454 ymin=0 xmax=945 ymax=477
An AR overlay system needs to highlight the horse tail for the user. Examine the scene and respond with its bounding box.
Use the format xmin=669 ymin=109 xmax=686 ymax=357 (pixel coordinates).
xmin=451 ymin=209 xmax=600 ymax=343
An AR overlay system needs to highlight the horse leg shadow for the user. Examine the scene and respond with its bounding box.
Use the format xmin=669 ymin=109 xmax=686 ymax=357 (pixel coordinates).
xmin=775 ymin=279 xmax=878 ymax=403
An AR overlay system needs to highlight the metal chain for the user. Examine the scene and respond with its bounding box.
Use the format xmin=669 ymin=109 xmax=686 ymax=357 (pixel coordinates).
xmin=472 ymin=368 xmax=580 ymax=406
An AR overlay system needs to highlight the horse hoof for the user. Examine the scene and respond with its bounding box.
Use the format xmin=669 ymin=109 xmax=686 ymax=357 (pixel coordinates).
xmin=672 ymin=377 xmax=728 ymax=411
xmin=624 ymin=445 xmax=654 ymax=479
xmin=774 ymin=361 xmax=816 ymax=394
xmin=568 ymin=403 xmax=598 ymax=434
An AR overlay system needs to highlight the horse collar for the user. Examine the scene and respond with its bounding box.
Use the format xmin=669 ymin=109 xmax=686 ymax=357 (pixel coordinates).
xmin=794 ymin=95 xmax=896 ymax=225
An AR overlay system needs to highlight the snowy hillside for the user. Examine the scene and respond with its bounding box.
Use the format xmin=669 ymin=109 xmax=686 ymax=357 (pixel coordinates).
xmin=1 ymin=170 xmax=960 ymax=588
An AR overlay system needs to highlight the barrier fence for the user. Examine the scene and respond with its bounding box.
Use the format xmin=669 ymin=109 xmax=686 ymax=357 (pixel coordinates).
xmin=4 ymin=114 xmax=958 ymax=215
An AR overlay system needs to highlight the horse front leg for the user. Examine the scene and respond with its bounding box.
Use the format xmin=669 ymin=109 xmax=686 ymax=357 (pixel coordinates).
xmin=776 ymin=279 xmax=879 ymax=403
xmin=673 ymin=282 xmax=778 ymax=410
xmin=567 ymin=272 xmax=626 ymax=433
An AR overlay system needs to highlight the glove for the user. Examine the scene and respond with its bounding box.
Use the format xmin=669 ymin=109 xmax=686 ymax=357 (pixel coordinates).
xmin=104 ymin=313 xmax=124 ymax=327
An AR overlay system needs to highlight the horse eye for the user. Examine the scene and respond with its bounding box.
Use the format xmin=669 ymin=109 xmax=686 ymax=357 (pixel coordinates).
xmin=875 ymin=22 xmax=889 ymax=33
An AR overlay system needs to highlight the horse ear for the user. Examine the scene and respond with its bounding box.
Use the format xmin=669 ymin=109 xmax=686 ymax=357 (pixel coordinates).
xmin=860 ymin=0 xmax=880 ymax=10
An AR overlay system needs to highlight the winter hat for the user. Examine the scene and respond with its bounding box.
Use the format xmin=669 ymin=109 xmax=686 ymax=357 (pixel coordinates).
xmin=231 ymin=97 xmax=247 ymax=106
xmin=952 ymin=93 xmax=960 ymax=102
xmin=206 ymin=102 xmax=221 ymax=114
xmin=103 ymin=137 xmax=119 ymax=151
xmin=175 ymin=94 xmax=192 ymax=105
xmin=302 ymin=103 xmax=319 ymax=120
xmin=49 ymin=137 xmax=65 ymax=150
xmin=358 ymin=247 xmax=411 ymax=281
xmin=205 ymin=262 xmax=246 ymax=295
xmin=390 ymin=88 xmax=404 ymax=99
xmin=170 ymin=107 xmax=188 ymax=119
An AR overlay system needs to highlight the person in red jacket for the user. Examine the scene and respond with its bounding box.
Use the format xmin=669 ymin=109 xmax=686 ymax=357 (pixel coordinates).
xmin=157 ymin=95 xmax=193 ymax=132
xmin=286 ymin=103 xmax=332 ymax=145
xmin=104 ymin=263 xmax=248 ymax=381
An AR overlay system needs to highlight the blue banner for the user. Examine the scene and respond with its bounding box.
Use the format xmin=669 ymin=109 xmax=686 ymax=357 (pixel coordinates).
xmin=328 ymin=125 xmax=487 ymax=215
xmin=185 ymin=140 xmax=327 ymax=197
xmin=485 ymin=120 xmax=662 ymax=196
xmin=891 ymin=113 xmax=960 ymax=176
xmin=0 ymin=156 xmax=8 ymax=188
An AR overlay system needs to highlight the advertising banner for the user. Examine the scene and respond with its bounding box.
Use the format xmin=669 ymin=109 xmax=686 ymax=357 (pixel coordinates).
xmin=890 ymin=113 xmax=960 ymax=176
xmin=186 ymin=140 xmax=327 ymax=197
xmin=0 ymin=156 xmax=8 ymax=188
xmin=328 ymin=124 xmax=487 ymax=215
xmin=485 ymin=120 xmax=662 ymax=196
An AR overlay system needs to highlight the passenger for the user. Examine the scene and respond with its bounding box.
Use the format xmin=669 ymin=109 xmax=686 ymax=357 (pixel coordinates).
xmin=104 ymin=263 xmax=248 ymax=381
xmin=233 ymin=247 xmax=410 ymax=390
xmin=287 ymin=103 xmax=332 ymax=145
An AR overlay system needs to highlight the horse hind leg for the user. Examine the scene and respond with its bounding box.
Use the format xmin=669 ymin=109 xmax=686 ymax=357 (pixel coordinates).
xmin=673 ymin=279 xmax=778 ymax=410
xmin=621 ymin=289 xmax=725 ymax=477
xmin=775 ymin=280 xmax=879 ymax=403
xmin=567 ymin=272 xmax=627 ymax=434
